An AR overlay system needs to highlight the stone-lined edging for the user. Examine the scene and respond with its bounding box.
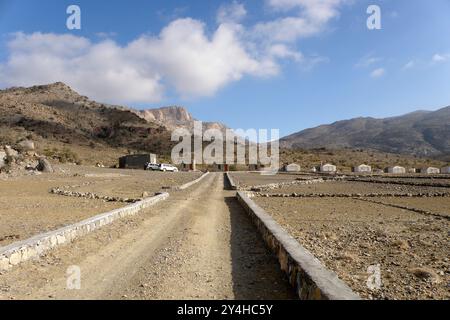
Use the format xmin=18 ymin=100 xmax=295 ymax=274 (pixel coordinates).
xmin=354 ymin=197 xmax=450 ymax=220
xmin=235 ymin=191 xmax=360 ymax=300
xmin=347 ymin=178 xmax=450 ymax=188
xmin=49 ymin=188 xmax=141 ymax=203
xmin=0 ymin=192 xmax=169 ymax=272
xmin=255 ymin=192 xmax=450 ymax=198
xmin=177 ymin=171 xmax=210 ymax=190
xmin=241 ymin=178 xmax=324 ymax=192
xmin=225 ymin=172 xmax=237 ymax=190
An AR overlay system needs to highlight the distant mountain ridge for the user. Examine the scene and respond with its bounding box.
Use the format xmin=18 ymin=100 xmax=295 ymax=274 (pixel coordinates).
xmin=281 ymin=106 xmax=450 ymax=160
xmin=135 ymin=106 xmax=228 ymax=133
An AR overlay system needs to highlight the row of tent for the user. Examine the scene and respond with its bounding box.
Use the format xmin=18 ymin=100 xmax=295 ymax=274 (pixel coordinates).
xmin=283 ymin=163 xmax=450 ymax=174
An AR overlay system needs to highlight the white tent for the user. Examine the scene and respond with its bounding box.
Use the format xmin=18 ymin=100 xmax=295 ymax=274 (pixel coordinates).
xmin=420 ymin=167 xmax=440 ymax=174
xmin=284 ymin=163 xmax=301 ymax=172
xmin=386 ymin=166 xmax=406 ymax=174
xmin=353 ymin=164 xmax=372 ymax=173
xmin=320 ymin=163 xmax=337 ymax=172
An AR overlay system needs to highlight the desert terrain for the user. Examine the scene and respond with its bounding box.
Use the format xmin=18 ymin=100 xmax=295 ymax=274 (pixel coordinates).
xmin=230 ymin=172 xmax=450 ymax=300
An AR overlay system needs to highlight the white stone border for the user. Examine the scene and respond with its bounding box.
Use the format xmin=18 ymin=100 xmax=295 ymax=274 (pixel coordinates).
xmin=225 ymin=172 xmax=237 ymax=190
xmin=0 ymin=192 xmax=169 ymax=272
xmin=236 ymin=191 xmax=360 ymax=300
xmin=177 ymin=171 xmax=210 ymax=190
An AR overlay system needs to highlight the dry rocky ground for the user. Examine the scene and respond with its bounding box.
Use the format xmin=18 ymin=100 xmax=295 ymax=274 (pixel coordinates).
xmin=0 ymin=164 xmax=202 ymax=247
xmin=229 ymin=172 xmax=311 ymax=189
xmin=0 ymin=174 xmax=294 ymax=300
xmin=229 ymin=172 xmax=449 ymax=300
xmin=262 ymin=180 xmax=450 ymax=195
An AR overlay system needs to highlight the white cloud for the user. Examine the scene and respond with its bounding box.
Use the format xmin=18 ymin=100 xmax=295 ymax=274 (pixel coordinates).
xmin=128 ymin=19 xmax=276 ymax=98
xmin=252 ymin=0 xmax=345 ymax=44
xmin=217 ymin=1 xmax=247 ymax=24
xmin=432 ymin=53 xmax=450 ymax=63
xmin=268 ymin=44 xmax=303 ymax=61
xmin=355 ymin=54 xmax=382 ymax=68
xmin=370 ymin=68 xmax=385 ymax=78
xmin=1 ymin=32 xmax=163 ymax=104
xmin=0 ymin=21 xmax=280 ymax=103
xmin=0 ymin=1 xmax=346 ymax=104
xmin=403 ymin=60 xmax=415 ymax=69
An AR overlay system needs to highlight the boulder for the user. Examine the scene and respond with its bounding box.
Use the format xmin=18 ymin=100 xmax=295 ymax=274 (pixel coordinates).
xmin=36 ymin=157 xmax=54 ymax=173
xmin=4 ymin=146 xmax=19 ymax=159
xmin=17 ymin=140 xmax=35 ymax=152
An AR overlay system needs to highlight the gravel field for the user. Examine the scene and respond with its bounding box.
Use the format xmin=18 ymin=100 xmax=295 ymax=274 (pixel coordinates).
xmin=254 ymin=196 xmax=449 ymax=300
xmin=370 ymin=197 xmax=450 ymax=217
xmin=0 ymin=164 xmax=202 ymax=246
xmin=263 ymin=181 xmax=450 ymax=195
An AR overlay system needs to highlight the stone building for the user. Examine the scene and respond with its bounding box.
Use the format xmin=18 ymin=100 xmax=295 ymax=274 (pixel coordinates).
xmin=119 ymin=153 xmax=156 ymax=169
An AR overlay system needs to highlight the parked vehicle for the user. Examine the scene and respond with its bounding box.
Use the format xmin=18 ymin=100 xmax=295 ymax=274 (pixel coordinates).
xmin=145 ymin=162 xmax=160 ymax=171
xmin=159 ymin=163 xmax=178 ymax=172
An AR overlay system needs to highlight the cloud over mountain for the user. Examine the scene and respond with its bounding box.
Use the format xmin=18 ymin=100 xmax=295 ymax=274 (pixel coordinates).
xmin=0 ymin=1 xmax=346 ymax=104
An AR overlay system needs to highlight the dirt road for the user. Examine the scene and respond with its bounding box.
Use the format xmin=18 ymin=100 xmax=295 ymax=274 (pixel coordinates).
xmin=0 ymin=173 xmax=294 ymax=300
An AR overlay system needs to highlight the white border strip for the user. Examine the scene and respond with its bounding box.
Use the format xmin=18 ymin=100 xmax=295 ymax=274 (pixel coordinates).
xmin=177 ymin=171 xmax=210 ymax=190
xmin=0 ymin=192 xmax=169 ymax=271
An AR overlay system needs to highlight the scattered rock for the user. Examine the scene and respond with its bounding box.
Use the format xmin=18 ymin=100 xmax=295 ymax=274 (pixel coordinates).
xmin=17 ymin=140 xmax=35 ymax=152
xmin=36 ymin=157 xmax=54 ymax=173
xmin=4 ymin=146 xmax=18 ymax=159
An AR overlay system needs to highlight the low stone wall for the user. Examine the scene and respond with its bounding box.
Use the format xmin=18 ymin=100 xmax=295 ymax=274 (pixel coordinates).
xmin=256 ymin=192 xmax=450 ymax=198
xmin=347 ymin=178 xmax=450 ymax=188
xmin=0 ymin=192 xmax=169 ymax=272
xmin=355 ymin=197 xmax=450 ymax=220
xmin=225 ymin=172 xmax=237 ymax=190
xmin=177 ymin=172 xmax=210 ymax=190
xmin=236 ymin=191 xmax=360 ymax=300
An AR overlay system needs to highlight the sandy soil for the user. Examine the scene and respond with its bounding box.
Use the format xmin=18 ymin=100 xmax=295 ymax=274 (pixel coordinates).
xmin=254 ymin=197 xmax=449 ymax=300
xmin=0 ymin=173 xmax=295 ymax=300
xmin=0 ymin=164 xmax=202 ymax=246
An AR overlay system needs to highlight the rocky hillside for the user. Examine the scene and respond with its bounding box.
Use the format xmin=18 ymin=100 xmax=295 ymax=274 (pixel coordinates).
xmin=136 ymin=106 xmax=228 ymax=133
xmin=0 ymin=82 xmax=174 ymax=165
xmin=281 ymin=107 xmax=450 ymax=161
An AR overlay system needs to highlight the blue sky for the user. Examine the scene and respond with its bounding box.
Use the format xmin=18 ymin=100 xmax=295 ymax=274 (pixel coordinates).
xmin=1 ymin=0 xmax=450 ymax=137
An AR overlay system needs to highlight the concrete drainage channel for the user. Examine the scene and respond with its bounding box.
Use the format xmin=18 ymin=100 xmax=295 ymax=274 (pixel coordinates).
xmin=0 ymin=171 xmax=210 ymax=272
xmin=226 ymin=173 xmax=361 ymax=300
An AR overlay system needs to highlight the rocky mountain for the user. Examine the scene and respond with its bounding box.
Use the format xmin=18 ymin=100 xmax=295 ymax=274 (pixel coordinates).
xmin=0 ymin=82 xmax=175 ymax=164
xmin=135 ymin=106 xmax=228 ymax=133
xmin=281 ymin=107 xmax=450 ymax=160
